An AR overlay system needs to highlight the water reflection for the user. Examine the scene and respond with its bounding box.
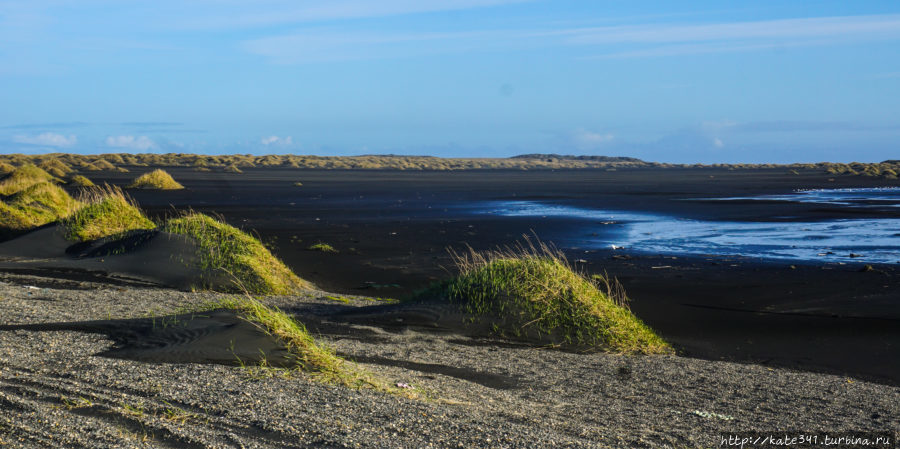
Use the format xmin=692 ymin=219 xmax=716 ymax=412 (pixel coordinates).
xmin=485 ymin=189 xmax=900 ymax=263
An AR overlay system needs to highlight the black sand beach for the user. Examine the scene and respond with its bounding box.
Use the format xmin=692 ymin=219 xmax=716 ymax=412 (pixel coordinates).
xmin=65 ymin=166 xmax=900 ymax=385
xmin=1 ymin=165 xmax=899 ymax=447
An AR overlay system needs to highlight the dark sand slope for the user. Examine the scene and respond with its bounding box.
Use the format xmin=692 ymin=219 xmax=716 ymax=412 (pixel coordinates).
xmin=0 ymin=225 xmax=221 ymax=290
xmin=0 ymin=309 xmax=294 ymax=366
xmin=0 ymin=276 xmax=898 ymax=448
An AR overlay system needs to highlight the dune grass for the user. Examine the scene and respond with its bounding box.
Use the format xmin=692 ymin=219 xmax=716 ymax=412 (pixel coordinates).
xmin=224 ymin=164 xmax=242 ymax=173
xmin=90 ymin=159 xmax=117 ymax=171
xmin=68 ymin=175 xmax=95 ymax=187
xmin=417 ymin=238 xmax=671 ymax=353
xmin=164 ymin=213 xmax=309 ymax=294
xmin=62 ymin=186 xmax=156 ymax=241
xmin=0 ymin=164 xmax=58 ymax=196
xmin=38 ymin=159 xmax=72 ymax=177
xmin=307 ymin=242 xmax=337 ymax=253
xmin=0 ymin=182 xmax=81 ymax=231
xmin=0 ymin=162 xmax=14 ymax=175
xmin=217 ymin=296 xmax=392 ymax=390
xmin=126 ymin=169 xmax=184 ymax=190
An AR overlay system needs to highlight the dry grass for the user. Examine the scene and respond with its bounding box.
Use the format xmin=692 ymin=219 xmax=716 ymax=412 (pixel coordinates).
xmin=163 ymin=213 xmax=309 ymax=294
xmin=90 ymin=159 xmax=117 ymax=171
xmin=62 ymin=185 xmax=156 ymax=241
xmin=0 ymin=164 xmax=58 ymax=196
xmin=5 ymin=153 xmax=900 ymax=176
xmin=126 ymin=169 xmax=184 ymax=190
xmin=218 ymin=296 xmax=398 ymax=392
xmin=38 ymin=159 xmax=73 ymax=176
xmin=417 ymin=237 xmax=671 ymax=353
xmin=0 ymin=182 xmax=81 ymax=231
xmin=68 ymin=175 xmax=95 ymax=187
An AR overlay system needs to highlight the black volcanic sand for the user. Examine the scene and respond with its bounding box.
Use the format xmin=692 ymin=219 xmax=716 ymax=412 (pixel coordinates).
xmin=6 ymin=166 xmax=900 ymax=387
xmin=1 ymin=278 xmax=898 ymax=448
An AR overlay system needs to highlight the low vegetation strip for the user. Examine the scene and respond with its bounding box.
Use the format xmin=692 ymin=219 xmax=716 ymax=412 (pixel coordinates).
xmin=62 ymin=186 xmax=156 ymax=241
xmin=1 ymin=153 xmax=899 ymax=177
xmin=417 ymin=240 xmax=671 ymax=354
xmin=164 ymin=213 xmax=309 ymax=295
xmin=126 ymin=169 xmax=184 ymax=190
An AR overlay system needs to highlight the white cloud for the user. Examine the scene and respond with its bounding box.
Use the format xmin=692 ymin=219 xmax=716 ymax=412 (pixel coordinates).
xmin=243 ymin=13 xmax=900 ymax=64
xmin=261 ymin=135 xmax=293 ymax=146
xmin=572 ymin=129 xmax=614 ymax=150
xmin=565 ymin=14 xmax=900 ymax=44
xmin=12 ymin=132 xmax=77 ymax=147
xmin=568 ymin=14 xmax=900 ymax=58
xmin=713 ymin=137 xmax=724 ymax=148
xmin=105 ymin=135 xmax=157 ymax=151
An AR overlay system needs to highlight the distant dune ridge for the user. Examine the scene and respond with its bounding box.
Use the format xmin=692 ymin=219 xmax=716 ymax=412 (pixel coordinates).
xmin=0 ymin=152 xmax=896 ymax=178
xmin=511 ymin=153 xmax=644 ymax=162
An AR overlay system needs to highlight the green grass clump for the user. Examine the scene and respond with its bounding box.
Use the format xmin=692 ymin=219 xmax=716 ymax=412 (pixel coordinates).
xmin=90 ymin=159 xmax=117 ymax=171
xmin=0 ymin=164 xmax=58 ymax=196
xmin=38 ymin=159 xmax=73 ymax=177
xmin=68 ymin=175 xmax=95 ymax=187
xmin=0 ymin=162 xmax=14 ymax=175
xmin=0 ymin=182 xmax=81 ymax=231
xmin=62 ymin=186 xmax=156 ymax=241
xmin=417 ymin=240 xmax=671 ymax=354
xmin=218 ymin=297 xmax=398 ymax=391
xmin=126 ymin=169 xmax=184 ymax=190
xmin=164 ymin=213 xmax=309 ymax=294
xmin=307 ymin=242 xmax=337 ymax=253
xmin=224 ymin=164 xmax=243 ymax=173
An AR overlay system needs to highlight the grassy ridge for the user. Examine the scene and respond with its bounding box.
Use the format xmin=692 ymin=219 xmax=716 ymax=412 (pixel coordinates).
xmin=164 ymin=213 xmax=309 ymax=295
xmin=418 ymin=241 xmax=671 ymax=354
xmin=62 ymin=186 xmax=156 ymax=241
xmin=2 ymin=152 xmax=900 ymax=177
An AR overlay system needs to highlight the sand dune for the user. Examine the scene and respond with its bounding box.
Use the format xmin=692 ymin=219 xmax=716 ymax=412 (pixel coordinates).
xmin=0 ymin=225 xmax=220 ymax=290
xmin=0 ymin=309 xmax=293 ymax=366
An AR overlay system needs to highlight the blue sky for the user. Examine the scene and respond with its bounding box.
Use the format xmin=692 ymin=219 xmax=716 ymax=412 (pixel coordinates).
xmin=1 ymin=0 xmax=899 ymax=163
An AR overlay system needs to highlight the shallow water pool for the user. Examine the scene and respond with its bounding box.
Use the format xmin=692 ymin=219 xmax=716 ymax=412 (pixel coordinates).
xmin=482 ymin=188 xmax=900 ymax=264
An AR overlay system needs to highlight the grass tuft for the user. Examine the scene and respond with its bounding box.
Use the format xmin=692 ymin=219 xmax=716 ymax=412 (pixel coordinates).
xmin=0 ymin=164 xmax=58 ymax=196
xmin=416 ymin=237 xmax=671 ymax=353
xmin=307 ymin=242 xmax=337 ymax=253
xmin=68 ymin=174 xmax=95 ymax=187
xmin=218 ymin=296 xmax=391 ymax=390
xmin=126 ymin=169 xmax=184 ymax=190
xmin=0 ymin=162 xmax=14 ymax=175
xmin=38 ymin=159 xmax=73 ymax=177
xmin=164 ymin=213 xmax=309 ymax=294
xmin=0 ymin=182 xmax=81 ymax=231
xmin=62 ymin=185 xmax=156 ymax=241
